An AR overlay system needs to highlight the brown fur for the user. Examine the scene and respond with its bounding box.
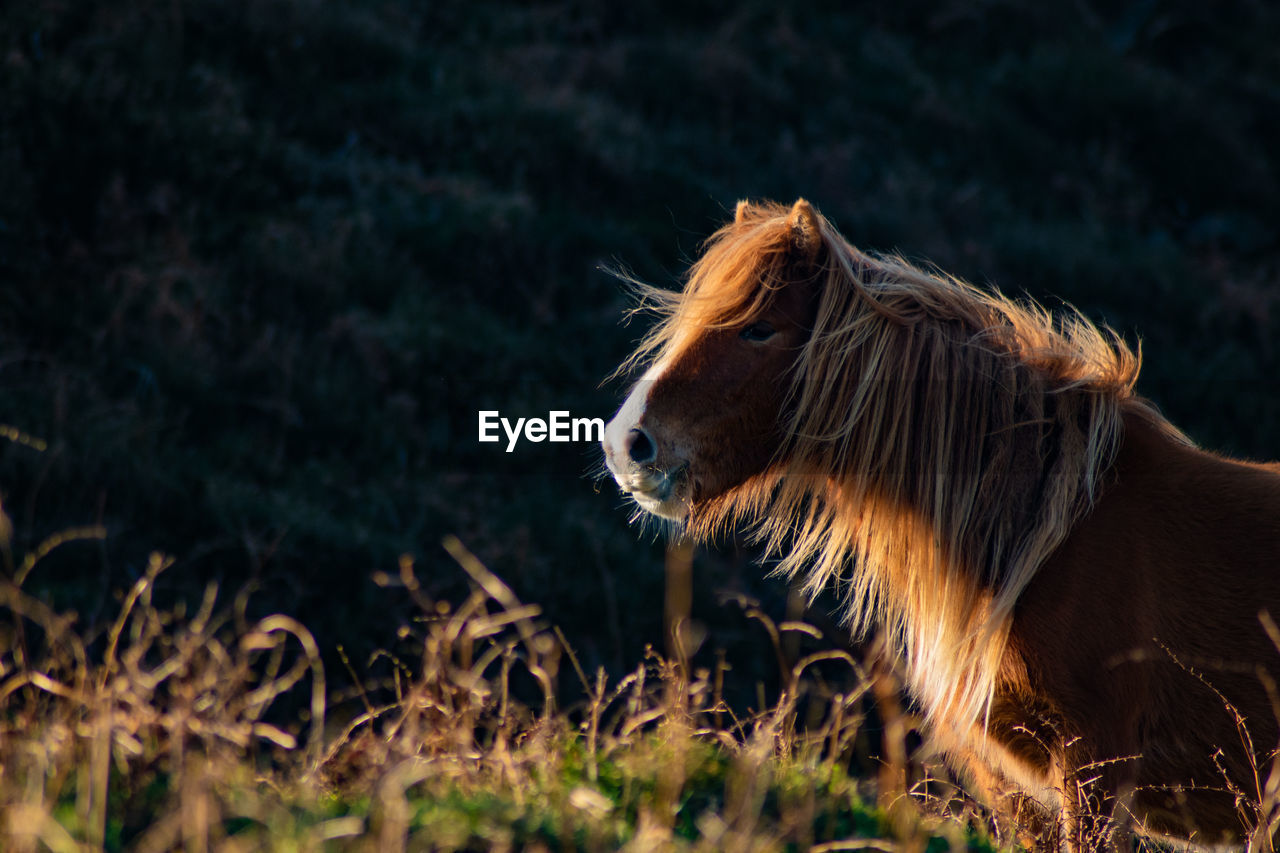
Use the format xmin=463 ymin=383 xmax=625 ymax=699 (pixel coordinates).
xmin=602 ymin=199 xmax=1280 ymax=848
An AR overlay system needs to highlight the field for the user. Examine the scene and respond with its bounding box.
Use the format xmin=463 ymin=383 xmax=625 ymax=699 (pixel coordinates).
xmin=3 ymin=534 xmax=1002 ymax=851
xmin=2 ymin=0 xmax=1279 ymax=849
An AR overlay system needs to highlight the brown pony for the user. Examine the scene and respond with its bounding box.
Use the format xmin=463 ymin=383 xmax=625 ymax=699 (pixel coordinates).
xmin=601 ymin=199 xmax=1280 ymax=849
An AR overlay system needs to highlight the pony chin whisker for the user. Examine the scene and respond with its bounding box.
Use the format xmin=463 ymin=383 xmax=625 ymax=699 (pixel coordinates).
xmin=585 ymin=453 xmax=614 ymax=484
xmin=625 ymin=502 xmax=685 ymax=542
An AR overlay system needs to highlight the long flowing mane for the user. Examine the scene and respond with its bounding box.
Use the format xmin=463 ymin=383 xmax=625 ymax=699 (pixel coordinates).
xmin=628 ymin=201 xmax=1190 ymax=729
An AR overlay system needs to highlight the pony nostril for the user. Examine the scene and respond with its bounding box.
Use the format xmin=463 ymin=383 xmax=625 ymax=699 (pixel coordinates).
xmin=625 ymin=428 xmax=657 ymax=464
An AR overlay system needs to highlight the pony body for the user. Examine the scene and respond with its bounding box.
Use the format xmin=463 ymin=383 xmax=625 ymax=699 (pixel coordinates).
xmin=601 ymin=199 xmax=1280 ymax=847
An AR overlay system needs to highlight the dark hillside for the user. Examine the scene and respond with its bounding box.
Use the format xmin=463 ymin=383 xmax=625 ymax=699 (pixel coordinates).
xmin=2 ymin=0 xmax=1278 ymax=696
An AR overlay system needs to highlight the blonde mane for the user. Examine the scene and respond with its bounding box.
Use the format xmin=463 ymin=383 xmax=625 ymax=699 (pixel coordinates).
xmin=630 ymin=201 xmax=1185 ymax=730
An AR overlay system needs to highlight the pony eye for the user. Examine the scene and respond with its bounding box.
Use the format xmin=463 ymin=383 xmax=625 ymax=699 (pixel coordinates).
xmin=740 ymin=321 xmax=776 ymax=342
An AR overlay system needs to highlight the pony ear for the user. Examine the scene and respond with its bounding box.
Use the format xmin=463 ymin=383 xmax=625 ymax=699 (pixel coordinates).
xmin=787 ymin=199 xmax=822 ymax=261
xmin=734 ymin=199 xmax=752 ymax=224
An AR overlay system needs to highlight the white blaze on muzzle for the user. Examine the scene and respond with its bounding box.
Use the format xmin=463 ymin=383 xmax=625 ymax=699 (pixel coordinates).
xmin=602 ymin=356 xmax=690 ymax=520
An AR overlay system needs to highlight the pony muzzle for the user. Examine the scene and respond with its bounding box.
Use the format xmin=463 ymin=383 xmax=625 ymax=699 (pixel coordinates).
xmin=602 ymin=414 xmax=690 ymax=520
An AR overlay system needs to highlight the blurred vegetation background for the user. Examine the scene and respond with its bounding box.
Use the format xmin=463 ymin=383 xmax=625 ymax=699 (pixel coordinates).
xmin=1 ymin=0 xmax=1278 ymax=703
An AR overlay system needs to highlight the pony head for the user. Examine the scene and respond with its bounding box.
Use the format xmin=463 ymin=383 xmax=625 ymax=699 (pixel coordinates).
xmin=602 ymin=199 xmax=826 ymax=523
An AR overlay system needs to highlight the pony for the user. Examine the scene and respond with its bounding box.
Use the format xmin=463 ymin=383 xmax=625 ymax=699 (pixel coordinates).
xmin=601 ymin=199 xmax=1280 ymax=850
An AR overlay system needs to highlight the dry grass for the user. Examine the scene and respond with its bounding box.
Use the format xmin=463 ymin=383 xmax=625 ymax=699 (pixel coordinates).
xmin=0 ymin=515 xmax=996 ymax=852
xmin=12 ymin=523 xmax=1276 ymax=851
